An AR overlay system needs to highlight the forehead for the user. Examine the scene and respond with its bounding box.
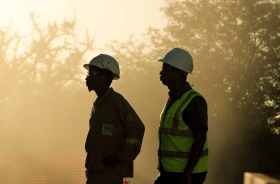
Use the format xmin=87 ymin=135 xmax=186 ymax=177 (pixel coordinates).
xmin=89 ymin=65 xmax=102 ymax=71
xmin=162 ymin=62 xmax=186 ymax=75
xmin=162 ymin=62 xmax=175 ymax=70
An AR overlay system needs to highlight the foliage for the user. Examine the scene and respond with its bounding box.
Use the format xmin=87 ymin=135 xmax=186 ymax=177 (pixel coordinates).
xmin=0 ymin=14 xmax=94 ymax=183
xmin=155 ymin=0 xmax=280 ymax=131
xmin=109 ymin=0 xmax=280 ymax=183
xmin=1 ymin=1 xmax=279 ymax=183
xmin=1 ymin=13 xmax=93 ymax=102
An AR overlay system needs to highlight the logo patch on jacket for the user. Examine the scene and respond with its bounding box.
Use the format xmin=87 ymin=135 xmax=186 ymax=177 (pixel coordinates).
xmin=102 ymin=124 xmax=114 ymax=136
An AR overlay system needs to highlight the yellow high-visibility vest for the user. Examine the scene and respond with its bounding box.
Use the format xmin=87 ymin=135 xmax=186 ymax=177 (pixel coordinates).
xmin=159 ymin=89 xmax=208 ymax=173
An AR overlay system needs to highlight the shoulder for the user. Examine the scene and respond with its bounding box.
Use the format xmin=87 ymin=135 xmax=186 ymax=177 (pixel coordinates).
xmin=191 ymin=95 xmax=207 ymax=106
xmin=188 ymin=89 xmax=207 ymax=105
xmin=182 ymin=89 xmax=207 ymax=113
xmin=109 ymin=89 xmax=132 ymax=109
xmin=110 ymin=89 xmax=127 ymax=103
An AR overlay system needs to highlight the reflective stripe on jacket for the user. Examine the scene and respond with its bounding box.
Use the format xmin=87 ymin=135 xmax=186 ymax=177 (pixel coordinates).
xmin=159 ymin=89 xmax=208 ymax=173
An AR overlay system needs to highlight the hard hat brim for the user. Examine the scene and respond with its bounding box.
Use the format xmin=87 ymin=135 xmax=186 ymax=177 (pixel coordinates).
xmin=83 ymin=64 xmax=90 ymax=70
xmin=83 ymin=63 xmax=120 ymax=80
xmin=158 ymin=58 xmax=192 ymax=74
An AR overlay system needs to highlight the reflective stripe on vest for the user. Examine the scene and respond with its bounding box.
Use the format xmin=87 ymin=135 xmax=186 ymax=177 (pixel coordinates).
xmin=159 ymin=127 xmax=193 ymax=137
xmin=159 ymin=89 xmax=208 ymax=173
xmin=159 ymin=148 xmax=208 ymax=158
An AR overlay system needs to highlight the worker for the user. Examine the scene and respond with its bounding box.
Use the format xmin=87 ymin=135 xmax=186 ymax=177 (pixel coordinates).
xmin=83 ymin=54 xmax=145 ymax=184
xmin=155 ymin=48 xmax=208 ymax=184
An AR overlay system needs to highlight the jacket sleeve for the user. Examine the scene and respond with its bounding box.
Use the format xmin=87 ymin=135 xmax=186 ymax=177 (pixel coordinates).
xmin=115 ymin=96 xmax=145 ymax=163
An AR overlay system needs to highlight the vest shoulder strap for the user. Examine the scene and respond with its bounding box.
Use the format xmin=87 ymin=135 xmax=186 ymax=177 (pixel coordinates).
xmin=173 ymin=89 xmax=202 ymax=128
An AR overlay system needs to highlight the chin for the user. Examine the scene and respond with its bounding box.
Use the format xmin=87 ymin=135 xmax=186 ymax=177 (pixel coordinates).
xmin=160 ymin=80 xmax=167 ymax=85
xmin=86 ymin=86 xmax=92 ymax=92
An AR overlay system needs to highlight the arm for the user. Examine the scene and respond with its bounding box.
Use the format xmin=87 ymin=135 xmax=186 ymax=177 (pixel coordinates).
xmin=114 ymin=97 xmax=145 ymax=163
xmin=183 ymin=129 xmax=207 ymax=175
xmin=102 ymin=97 xmax=145 ymax=166
xmin=181 ymin=96 xmax=208 ymax=182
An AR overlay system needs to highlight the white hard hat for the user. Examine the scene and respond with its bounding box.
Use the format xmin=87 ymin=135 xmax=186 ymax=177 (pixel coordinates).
xmin=83 ymin=54 xmax=120 ymax=80
xmin=159 ymin=48 xmax=193 ymax=73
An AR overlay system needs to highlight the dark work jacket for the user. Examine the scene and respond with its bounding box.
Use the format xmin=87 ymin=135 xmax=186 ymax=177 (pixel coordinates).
xmin=85 ymin=88 xmax=145 ymax=177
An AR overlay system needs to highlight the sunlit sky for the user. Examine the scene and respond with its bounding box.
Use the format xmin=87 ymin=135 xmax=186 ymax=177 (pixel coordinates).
xmin=1 ymin=1 xmax=167 ymax=183
xmin=0 ymin=0 xmax=166 ymax=48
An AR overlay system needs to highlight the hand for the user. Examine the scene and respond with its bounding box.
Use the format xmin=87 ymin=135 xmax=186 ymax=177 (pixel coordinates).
xmin=102 ymin=155 xmax=120 ymax=167
xmin=180 ymin=172 xmax=191 ymax=184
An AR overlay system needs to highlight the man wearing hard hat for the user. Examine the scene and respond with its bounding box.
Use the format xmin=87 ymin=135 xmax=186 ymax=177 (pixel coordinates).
xmin=155 ymin=48 xmax=208 ymax=184
xmin=83 ymin=54 xmax=145 ymax=184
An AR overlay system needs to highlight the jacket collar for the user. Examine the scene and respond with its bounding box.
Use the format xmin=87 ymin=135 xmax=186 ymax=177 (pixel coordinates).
xmin=168 ymin=82 xmax=192 ymax=100
xmin=94 ymin=87 xmax=114 ymax=107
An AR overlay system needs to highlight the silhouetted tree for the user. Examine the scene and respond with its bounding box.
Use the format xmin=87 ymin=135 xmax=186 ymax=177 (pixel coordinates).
xmin=109 ymin=0 xmax=280 ymax=183
xmin=0 ymin=14 xmax=94 ymax=184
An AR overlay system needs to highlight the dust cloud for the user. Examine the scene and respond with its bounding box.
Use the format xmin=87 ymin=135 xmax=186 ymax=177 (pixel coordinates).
xmin=1 ymin=1 xmax=280 ymax=183
xmin=0 ymin=55 xmax=166 ymax=183
xmin=0 ymin=8 xmax=165 ymax=183
xmin=1 ymin=57 xmax=279 ymax=184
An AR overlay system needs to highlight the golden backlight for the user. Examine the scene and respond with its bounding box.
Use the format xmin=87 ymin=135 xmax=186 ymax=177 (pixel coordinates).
xmin=2 ymin=1 xmax=279 ymax=184
xmin=0 ymin=0 xmax=166 ymax=183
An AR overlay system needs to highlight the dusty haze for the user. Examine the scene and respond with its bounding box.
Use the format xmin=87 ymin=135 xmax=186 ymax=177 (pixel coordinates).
xmin=1 ymin=0 xmax=280 ymax=184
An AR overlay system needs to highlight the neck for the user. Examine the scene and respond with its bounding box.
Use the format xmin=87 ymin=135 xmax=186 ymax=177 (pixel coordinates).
xmin=168 ymin=81 xmax=186 ymax=93
xmin=95 ymin=86 xmax=110 ymax=97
